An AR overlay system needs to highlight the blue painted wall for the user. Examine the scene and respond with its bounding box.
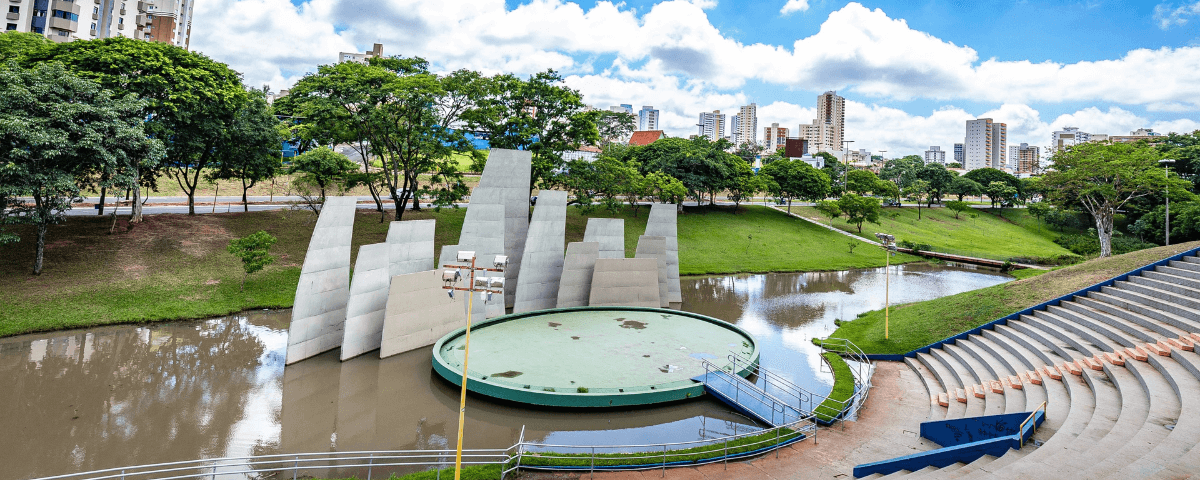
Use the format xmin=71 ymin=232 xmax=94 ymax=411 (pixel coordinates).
xmin=853 ymin=411 xmax=1044 ymax=478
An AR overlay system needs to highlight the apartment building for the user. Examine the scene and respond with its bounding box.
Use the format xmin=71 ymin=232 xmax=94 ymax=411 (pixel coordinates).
xmin=795 ymin=91 xmax=845 ymax=153
xmin=638 ymin=106 xmax=659 ymax=131
xmin=953 ymin=143 xmax=964 ymax=164
xmin=609 ymin=104 xmax=633 ymax=115
xmin=1051 ymin=127 xmax=1092 ymax=151
xmin=964 ymin=118 xmax=1006 ymax=171
xmin=734 ymin=103 xmax=757 ymax=146
xmin=924 ymin=146 xmax=946 ymax=164
xmin=764 ymin=123 xmax=788 ymax=152
xmin=697 ymin=110 xmax=725 ymax=142
xmin=338 ymin=43 xmax=383 ymax=64
xmin=1009 ymin=143 xmax=1040 ymax=174
xmin=5 ymin=0 xmax=193 ymax=48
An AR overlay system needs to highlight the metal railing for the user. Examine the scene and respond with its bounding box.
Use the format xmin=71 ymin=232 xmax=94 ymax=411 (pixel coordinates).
xmin=725 ymin=351 xmax=821 ymax=415
xmin=815 ymin=337 xmax=875 ymax=427
xmin=700 ymin=359 xmax=807 ymax=427
xmin=1019 ymin=401 xmax=1048 ymax=448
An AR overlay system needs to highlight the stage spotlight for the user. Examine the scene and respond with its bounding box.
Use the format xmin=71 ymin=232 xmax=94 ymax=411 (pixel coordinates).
xmin=457 ymin=251 xmax=476 ymax=263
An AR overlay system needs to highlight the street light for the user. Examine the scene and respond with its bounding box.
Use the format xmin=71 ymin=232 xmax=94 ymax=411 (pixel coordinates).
xmin=1160 ymin=159 xmax=1176 ymax=246
xmin=874 ymin=233 xmax=896 ymax=340
xmin=842 ymin=140 xmax=855 ymax=190
xmin=441 ymin=251 xmax=506 ymax=480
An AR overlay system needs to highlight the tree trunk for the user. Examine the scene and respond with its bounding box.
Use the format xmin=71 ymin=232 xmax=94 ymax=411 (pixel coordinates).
xmin=130 ymin=173 xmax=144 ymax=223
xmin=97 ymin=187 xmax=106 ymax=216
xmin=187 ymin=193 xmax=195 ymax=215
xmin=787 ymin=198 xmax=792 ymax=214
xmin=1093 ymin=207 xmax=1115 ymax=257
xmin=32 ymin=194 xmax=46 ymax=275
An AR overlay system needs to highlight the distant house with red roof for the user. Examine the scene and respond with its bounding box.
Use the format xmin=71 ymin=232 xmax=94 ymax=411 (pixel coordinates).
xmin=628 ymin=130 xmax=666 ymax=146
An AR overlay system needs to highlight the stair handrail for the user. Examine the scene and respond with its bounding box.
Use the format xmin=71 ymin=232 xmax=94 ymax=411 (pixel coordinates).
xmin=1019 ymin=401 xmax=1047 ymax=448
xmin=701 ymin=359 xmax=803 ymax=426
xmin=724 ymin=351 xmax=820 ymax=413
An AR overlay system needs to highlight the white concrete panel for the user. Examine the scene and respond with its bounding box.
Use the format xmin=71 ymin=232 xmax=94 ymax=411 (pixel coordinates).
xmin=635 ymin=235 xmax=670 ymax=308
xmin=469 ymin=149 xmax=532 ymax=309
xmin=340 ymin=243 xmax=391 ymax=361
xmin=513 ymin=190 xmax=568 ymax=313
xmin=379 ymin=270 xmax=464 ymax=358
xmin=556 ymin=242 xmax=600 ymax=308
xmin=644 ymin=204 xmax=682 ymax=305
xmin=287 ymin=196 xmax=357 ymax=365
xmin=588 ymin=258 xmax=662 ymax=307
xmin=584 ymin=218 xmax=625 ymax=259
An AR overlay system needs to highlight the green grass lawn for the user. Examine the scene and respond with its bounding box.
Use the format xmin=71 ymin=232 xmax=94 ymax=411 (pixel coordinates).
xmin=813 ymin=352 xmax=856 ymax=423
xmin=0 ymin=203 xmax=916 ymax=338
xmin=791 ymin=205 xmax=1078 ymax=263
xmin=830 ymin=241 xmax=1200 ymax=354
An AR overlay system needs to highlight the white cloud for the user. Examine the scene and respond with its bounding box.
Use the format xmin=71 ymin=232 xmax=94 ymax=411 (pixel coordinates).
xmin=1154 ymin=1 xmax=1200 ymax=29
xmin=780 ymin=0 xmax=810 ymax=15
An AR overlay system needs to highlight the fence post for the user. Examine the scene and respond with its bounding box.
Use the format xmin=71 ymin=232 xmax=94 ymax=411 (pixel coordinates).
xmin=776 ymin=428 xmax=780 ymax=459
xmin=121 ymin=470 xmax=126 ymax=480
xmin=590 ymin=446 xmax=595 ymax=479
xmin=210 ymin=463 xmax=216 ymax=480
xmin=724 ymin=438 xmax=729 ymax=469
xmin=367 ymin=453 xmax=373 ymax=480
xmin=293 ymin=456 xmax=298 ymax=480
xmin=662 ymin=445 xmax=667 ymax=477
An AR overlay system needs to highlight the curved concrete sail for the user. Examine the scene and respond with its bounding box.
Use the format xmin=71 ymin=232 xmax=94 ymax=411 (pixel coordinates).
xmin=286 ymin=196 xmax=357 ymax=365
xmin=512 ymin=190 xmax=568 ymax=313
xmin=634 ymin=235 xmax=670 ymax=308
xmin=583 ymin=218 xmax=625 ymax=259
xmin=379 ymin=269 xmax=462 ymax=358
xmin=556 ymin=242 xmax=600 ymax=308
xmin=467 ymin=149 xmax=532 ymax=309
xmin=456 ymin=203 xmax=507 ymax=319
xmin=588 ymin=258 xmax=662 ymax=307
xmin=340 ymin=243 xmax=391 ymax=361
xmin=387 ymin=219 xmax=436 ymax=277
xmin=644 ymin=204 xmax=682 ymax=306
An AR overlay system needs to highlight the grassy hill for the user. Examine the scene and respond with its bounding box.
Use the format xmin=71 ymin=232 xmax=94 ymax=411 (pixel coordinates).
xmin=0 ymin=204 xmax=916 ymax=338
xmin=830 ymin=241 xmax=1200 ymax=354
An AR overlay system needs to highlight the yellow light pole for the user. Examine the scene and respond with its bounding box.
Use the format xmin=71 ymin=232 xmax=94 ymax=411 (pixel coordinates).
xmin=875 ymin=233 xmax=896 ymax=339
xmin=441 ymin=252 xmax=506 ymax=480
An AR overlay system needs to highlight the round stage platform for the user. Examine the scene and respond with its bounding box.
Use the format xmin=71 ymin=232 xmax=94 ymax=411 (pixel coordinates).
xmin=432 ymin=307 xmax=759 ymax=407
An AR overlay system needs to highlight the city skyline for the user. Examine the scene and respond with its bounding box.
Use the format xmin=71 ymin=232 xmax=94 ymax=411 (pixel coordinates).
xmin=183 ymin=0 xmax=1200 ymax=156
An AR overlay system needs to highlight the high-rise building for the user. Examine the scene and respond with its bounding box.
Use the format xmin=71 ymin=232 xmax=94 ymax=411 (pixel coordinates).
xmin=1009 ymin=143 xmax=1040 ymax=174
xmin=730 ymin=114 xmax=740 ymax=144
xmin=1052 ymin=127 xmax=1092 ymax=151
xmin=795 ymin=91 xmax=845 ymax=153
xmin=609 ymin=104 xmax=634 ymax=115
xmin=5 ymin=0 xmax=194 ymax=48
xmin=638 ymin=106 xmax=659 ymax=131
xmin=735 ymin=103 xmax=757 ymax=146
xmin=924 ymin=146 xmax=946 ymax=164
xmin=953 ymin=143 xmax=964 ymax=164
xmin=964 ymin=118 xmax=1006 ymax=171
xmin=339 ymin=43 xmax=383 ymax=64
xmin=764 ymin=123 xmax=788 ymax=153
xmin=697 ymin=110 xmax=725 ymax=142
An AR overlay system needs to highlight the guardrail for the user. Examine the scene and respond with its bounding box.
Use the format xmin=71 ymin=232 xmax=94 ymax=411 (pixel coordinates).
xmin=1019 ymin=401 xmax=1047 ymax=448
xmin=725 ymin=351 xmax=820 ymax=414
xmin=700 ymin=359 xmax=807 ymax=427
xmin=816 ymin=337 xmax=874 ymax=428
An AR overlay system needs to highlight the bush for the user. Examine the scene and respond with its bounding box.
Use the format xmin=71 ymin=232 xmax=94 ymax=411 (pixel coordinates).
xmin=1055 ymin=233 xmax=1157 ymax=256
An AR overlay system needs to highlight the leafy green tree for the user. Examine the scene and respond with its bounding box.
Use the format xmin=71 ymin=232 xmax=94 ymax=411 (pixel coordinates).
xmin=732 ymin=142 xmax=761 ymax=164
xmin=814 ymin=199 xmax=842 ymax=226
xmin=1155 ymin=130 xmax=1200 ymax=192
xmin=206 ymin=88 xmax=284 ymax=211
xmin=288 ymin=147 xmax=359 ymax=202
xmin=946 ymin=162 xmax=962 ymax=169
xmin=879 ymin=155 xmax=924 ymax=189
xmin=1131 ymin=201 xmax=1200 ymax=245
xmin=726 ymin=161 xmax=766 ymax=212
xmin=227 ymin=231 xmax=277 ymax=291
xmin=464 ymin=69 xmax=599 ymax=191
xmin=0 ymin=32 xmax=52 ymax=62
xmin=1018 ymin=177 xmax=1043 ymax=205
xmin=984 ymin=181 xmax=1017 ymax=209
xmin=963 ymin=168 xmax=1020 ymax=206
xmin=818 ymin=153 xmax=845 ymax=196
xmin=1027 ymin=202 xmax=1051 ymax=223
xmin=838 ymin=194 xmax=883 ymax=233
xmin=29 ymin=38 xmax=248 ymax=217
xmin=917 ymin=163 xmax=955 ymax=205
xmin=0 ymin=63 xmax=161 ymax=274
xmin=635 ymin=136 xmax=739 ymax=206
xmin=596 ymin=110 xmax=636 ymax=145
xmin=946 ymin=200 xmax=971 ymax=219
xmin=644 ymin=171 xmax=687 ymax=207
xmin=761 ymin=158 xmax=830 ymax=214
xmin=948 ymin=176 xmax=983 ymax=201
xmin=1042 ymin=142 xmax=1178 ymax=257
xmin=875 ymin=179 xmax=901 ymax=204
xmin=845 ymin=169 xmax=880 ymax=196
xmin=905 ymin=179 xmax=932 ymax=219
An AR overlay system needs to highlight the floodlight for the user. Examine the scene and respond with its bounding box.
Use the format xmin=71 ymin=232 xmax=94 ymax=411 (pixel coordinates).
xmin=474 ymin=276 xmax=489 ymax=289
xmin=492 ymin=255 xmax=509 ymax=269
xmin=488 ymin=276 xmax=505 ymax=289
xmin=482 ymin=290 xmax=494 ymax=302
xmin=442 ymin=269 xmax=461 ymax=287
xmin=447 ymin=289 xmax=455 ymax=299
xmin=1160 ymin=159 xmax=1176 ymax=165
xmin=457 ymin=251 xmax=476 ymax=263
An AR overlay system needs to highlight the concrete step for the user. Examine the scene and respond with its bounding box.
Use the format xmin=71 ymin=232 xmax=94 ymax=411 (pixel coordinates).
xmin=930 ymin=348 xmax=985 ymax=417
xmin=1062 ymin=298 xmax=1167 ymax=342
xmin=1182 ymin=254 xmax=1200 ymax=264
xmin=1167 ymin=258 xmax=1200 ymax=273
xmin=904 ymin=356 xmax=942 ymax=421
xmin=1127 ymin=274 xmax=1200 ymax=302
xmin=1155 ymin=264 xmax=1200 ymax=281
xmin=1085 ymin=290 xmax=1200 ymax=334
xmin=1100 ymin=285 xmax=1200 ymax=326
xmin=917 ymin=352 xmax=967 ymax=419
xmin=1115 ymin=280 xmax=1200 ymax=311
xmin=1107 ymin=350 xmax=1200 ymax=478
xmin=1142 ymin=269 xmax=1200 ymax=291
xmin=944 ymin=343 xmax=1004 ymax=416
xmin=965 ymin=334 xmax=1029 ymax=415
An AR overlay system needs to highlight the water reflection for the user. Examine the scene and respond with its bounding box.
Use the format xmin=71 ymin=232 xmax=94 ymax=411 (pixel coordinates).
xmin=0 ymin=264 xmax=1010 ymax=479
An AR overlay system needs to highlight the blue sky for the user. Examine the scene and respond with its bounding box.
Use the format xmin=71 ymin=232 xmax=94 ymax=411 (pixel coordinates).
xmin=192 ymin=0 xmax=1200 ymax=156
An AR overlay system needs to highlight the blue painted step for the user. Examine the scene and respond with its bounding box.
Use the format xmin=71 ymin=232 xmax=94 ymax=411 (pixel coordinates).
xmin=695 ymin=369 xmax=805 ymax=427
xmin=853 ymin=410 xmax=1046 ymax=478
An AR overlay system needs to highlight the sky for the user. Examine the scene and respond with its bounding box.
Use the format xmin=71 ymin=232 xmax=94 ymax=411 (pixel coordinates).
xmin=189 ymin=0 xmax=1200 ymax=157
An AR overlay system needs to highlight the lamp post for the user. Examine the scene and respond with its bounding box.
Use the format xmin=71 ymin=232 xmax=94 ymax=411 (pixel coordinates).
xmin=441 ymin=252 xmax=507 ymax=480
xmin=1160 ymin=159 xmax=1175 ymax=246
xmin=874 ymin=233 xmax=896 ymax=340
xmin=841 ymin=140 xmax=855 ymax=191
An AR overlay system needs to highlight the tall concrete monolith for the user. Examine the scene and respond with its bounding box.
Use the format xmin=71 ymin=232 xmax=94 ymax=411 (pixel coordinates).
xmin=587 ymin=258 xmax=662 ymax=307
xmin=644 ymin=204 xmax=682 ymax=307
xmin=286 ymin=196 xmax=357 ymax=365
xmin=340 ymin=243 xmax=391 ymax=361
xmin=556 ymin=242 xmax=600 ymax=308
xmin=513 ymin=190 xmax=568 ymax=313
xmin=465 ymin=149 xmax=531 ymax=309
xmin=583 ymin=218 xmax=624 ymax=259
xmin=635 ymin=235 xmax=670 ymax=308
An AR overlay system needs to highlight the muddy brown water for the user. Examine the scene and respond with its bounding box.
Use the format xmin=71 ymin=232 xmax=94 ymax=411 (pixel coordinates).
xmin=0 ymin=264 xmax=1010 ymax=479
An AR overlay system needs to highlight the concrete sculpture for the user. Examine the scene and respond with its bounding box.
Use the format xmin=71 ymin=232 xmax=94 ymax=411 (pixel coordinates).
xmin=644 ymin=204 xmax=682 ymax=306
xmin=556 ymin=242 xmax=600 ymax=308
xmin=456 ymin=203 xmax=507 ymax=319
xmin=341 ymin=219 xmax=436 ymax=361
xmin=286 ymin=196 xmax=357 ymax=365
xmin=583 ymin=218 xmax=625 ymax=259
xmin=379 ymin=269 xmax=463 ymax=358
xmin=340 ymin=243 xmax=392 ymax=361
xmin=634 ymin=235 xmax=671 ymax=308
xmin=587 ymin=258 xmax=662 ymax=307
xmin=512 ymin=190 xmax=568 ymax=313
xmin=465 ymin=149 xmax=532 ymax=308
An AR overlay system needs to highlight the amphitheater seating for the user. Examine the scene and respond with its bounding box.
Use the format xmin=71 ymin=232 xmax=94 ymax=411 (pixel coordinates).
xmin=869 ymin=253 xmax=1200 ymax=479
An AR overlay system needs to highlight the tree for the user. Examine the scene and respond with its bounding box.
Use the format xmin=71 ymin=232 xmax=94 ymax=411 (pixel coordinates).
xmin=946 ymin=200 xmax=971 ymax=219
xmin=845 ymin=170 xmax=880 ymax=196
xmin=948 ymin=176 xmax=982 ymax=201
xmin=0 ymin=32 xmax=52 ymax=62
xmin=838 ymin=194 xmax=882 ymax=233
xmin=1027 ymin=202 xmax=1051 ymax=223
xmin=465 ymin=69 xmax=599 ymax=192
xmin=815 ymin=199 xmax=842 ymax=226
xmin=1018 ymin=177 xmax=1043 ymax=205
xmin=31 ymin=38 xmax=248 ymax=217
xmin=732 ymin=142 xmax=761 ymax=164
xmin=644 ymin=171 xmax=687 ymax=207
xmin=0 ymin=63 xmax=161 ymax=274
xmin=984 ymin=181 xmax=1017 ymax=209
xmin=879 ymin=155 xmax=924 ymax=189
xmin=1042 ymin=142 xmax=1175 ymax=257
xmin=596 ymin=110 xmax=636 ymax=145
xmin=875 ymin=179 xmax=900 ymax=204
xmin=963 ymin=168 xmax=1019 ymax=207
xmin=905 ymin=179 xmax=932 ymax=219
xmin=1155 ymin=130 xmax=1200 ymax=192
xmin=946 ymin=162 xmax=962 ymax=169
xmin=635 ymin=136 xmax=739 ymax=206
xmin=206 ymin=88 xmax=283 ymax=211
xmin=917 ymin=163 xmax=955 ymax=206
xmin=227 ymin=231 xmax=277 ymax=291
xmin=761 ymin=158 xmax=830 ymax=213
xmin=288 ymin=147 xmax=359 ymax=203
xmin=818 ymin=153 xmax=846 ymax=196
xmin=726 ymin=161 xmax=766 ymax=212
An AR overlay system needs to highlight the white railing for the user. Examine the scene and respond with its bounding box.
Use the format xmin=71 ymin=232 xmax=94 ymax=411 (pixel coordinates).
xmin=816 ymin=337 xmax=875 ymax=427
xmin=700 ymin=359 xmax=807 ymax=427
